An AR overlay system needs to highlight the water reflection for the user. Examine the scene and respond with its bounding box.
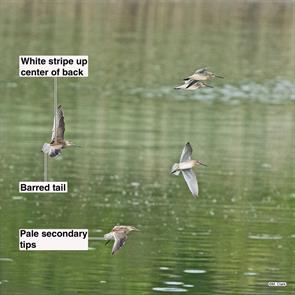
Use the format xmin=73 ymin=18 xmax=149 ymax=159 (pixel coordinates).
xmin=152 ymin=287 xmax=188 ymax=293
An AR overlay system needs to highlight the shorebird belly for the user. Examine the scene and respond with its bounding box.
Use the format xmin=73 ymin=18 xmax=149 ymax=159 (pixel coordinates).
xmin=179 ymin=161 xmax=194 ymax=170
xmin=190 ymin=74 xmax=206 ymax=81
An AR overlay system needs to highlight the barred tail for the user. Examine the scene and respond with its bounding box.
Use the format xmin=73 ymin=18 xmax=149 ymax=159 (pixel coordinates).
xmin=171 ymin=163 xmax=180 ymax=175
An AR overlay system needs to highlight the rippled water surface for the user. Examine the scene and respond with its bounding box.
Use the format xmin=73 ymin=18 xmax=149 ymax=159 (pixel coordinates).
xmin=0 ymin=0 xmax=294 ymax=294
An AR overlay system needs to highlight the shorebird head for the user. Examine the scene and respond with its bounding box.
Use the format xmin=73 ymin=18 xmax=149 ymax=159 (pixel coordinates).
xmin=65 ymin=140 xmax=81 ymax=148
xmin=112 ymin=225 xmax=139 ymax=233
xmin=127 ymin=226 xmax=140 ymax=232
xmin=65 ymin=140 xmax=73 ymax=146
xmin=196 ymin=160 xmax=207 ymax=167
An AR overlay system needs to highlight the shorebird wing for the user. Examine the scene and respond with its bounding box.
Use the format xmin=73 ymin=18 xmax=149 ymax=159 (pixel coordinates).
xmin=195 ymin=67 xmax=207 ymax=74
xmin=175 ymin=79 xmax=190 ymax=89
xmin=185 ymin=79 xmax=198 ymax=89
xmin=182 ymin=169 xmax=198 ymax=197
xmin=112 ymin=233 xmax=127 ymax=255
xmin=51 ymin=105 xmax=65 ymax=144
xmin=180 ymin=142 xmax=193 ymax=162
xmin=174 ymin=84 xmax=185 ymax=90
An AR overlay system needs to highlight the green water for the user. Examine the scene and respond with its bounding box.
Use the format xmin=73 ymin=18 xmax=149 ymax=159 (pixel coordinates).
xmin=0 ymin=0 xmax=294 ymax=294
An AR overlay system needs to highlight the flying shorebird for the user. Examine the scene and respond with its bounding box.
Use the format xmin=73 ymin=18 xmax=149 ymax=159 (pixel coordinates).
xmin=41 ymin=105 xmax=77 ymax=157
xmin=175 ymin=80 xmax=213 ymax=90
xmin=104 ymin=225 xmax=139 ymax=255
xmin=171 ymin=142 xmax=207 ymax=197
xmin=184 ymin=67 xmax=224 ymax=81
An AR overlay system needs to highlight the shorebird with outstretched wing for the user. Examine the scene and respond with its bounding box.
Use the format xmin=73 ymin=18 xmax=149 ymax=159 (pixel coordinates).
xmin=42 ymin=105 xmax=77 ymax=157
xmin=171 ymin=142 xmax=207 ymax=197
xmin=104 ymin=225 xmax=139 ymax=255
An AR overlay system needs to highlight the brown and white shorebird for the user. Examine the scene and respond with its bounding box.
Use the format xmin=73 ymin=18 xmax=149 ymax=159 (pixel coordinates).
xmin=175 ymin=79 xmax=213 ymax=90
xmin=42 ymin=105 xmax=77 ymax=157
xmin=184 ymin=67 xmax=223 ymax=81
xmin=104 ymin=225 xmax=139 ymax=255
xmin=171 ymin=142 xmax=207 ymax=197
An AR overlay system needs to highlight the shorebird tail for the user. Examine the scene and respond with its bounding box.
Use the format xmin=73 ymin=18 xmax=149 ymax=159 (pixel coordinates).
xmin=171 ymin=163 xmax=180 ymax=175
xmin=42 ymin=143 xmax=50 ymax=154
xmin=42 ymin=143 xmax=61 ymax=157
